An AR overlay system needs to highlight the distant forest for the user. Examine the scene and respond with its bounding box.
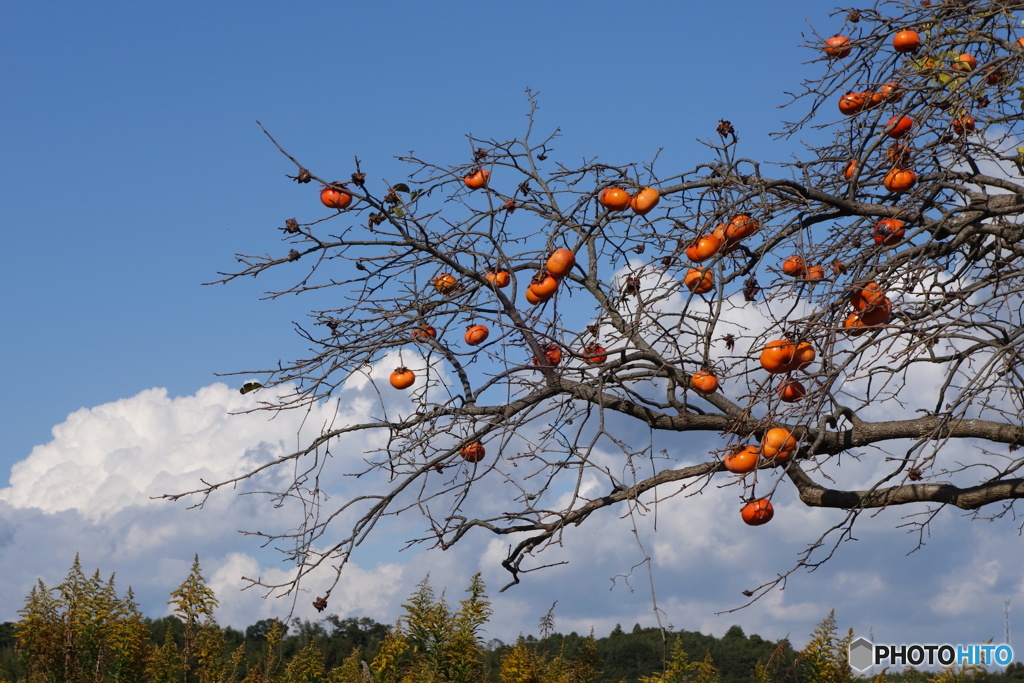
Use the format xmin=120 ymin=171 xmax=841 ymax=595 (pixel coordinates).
xmin=1 ymin=555 xmax=1022 ymax=682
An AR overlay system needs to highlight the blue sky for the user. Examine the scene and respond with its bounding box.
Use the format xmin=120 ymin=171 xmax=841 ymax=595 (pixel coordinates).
xmin=2 ymin=0 xmax=1021 ymax=668
xmin=1 ymin=1 xmax=826 ymax=476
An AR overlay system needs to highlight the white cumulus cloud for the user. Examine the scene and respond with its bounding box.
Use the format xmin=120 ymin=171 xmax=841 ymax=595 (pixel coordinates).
xmin=0 ymin=384 xmax=312 ymax=520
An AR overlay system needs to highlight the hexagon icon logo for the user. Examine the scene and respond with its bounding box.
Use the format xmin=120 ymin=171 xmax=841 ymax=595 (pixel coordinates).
xmin=849 ymin=637 xmax=874 ymax=672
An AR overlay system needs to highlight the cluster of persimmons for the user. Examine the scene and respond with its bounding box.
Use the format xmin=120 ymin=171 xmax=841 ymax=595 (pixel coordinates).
xmin=832 ymin=27 xmax=1012 ymax=192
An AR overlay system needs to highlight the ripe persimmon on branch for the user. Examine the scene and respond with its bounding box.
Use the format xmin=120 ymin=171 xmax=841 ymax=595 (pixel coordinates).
xmin=169 ymin=0 xmax=1024 ymax=608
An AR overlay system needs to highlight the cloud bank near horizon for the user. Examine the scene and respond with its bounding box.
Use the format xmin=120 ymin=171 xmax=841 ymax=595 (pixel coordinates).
xmin=1 ymin=380 xmax=1021 ymax=650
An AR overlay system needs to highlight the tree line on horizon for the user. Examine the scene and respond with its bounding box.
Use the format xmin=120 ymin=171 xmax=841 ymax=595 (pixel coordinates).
xmin=1 ymin=555 xmax=1021 ymax=682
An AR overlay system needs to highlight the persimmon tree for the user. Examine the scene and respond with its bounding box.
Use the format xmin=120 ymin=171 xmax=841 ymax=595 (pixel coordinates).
xmin=173 ymin=0 xmax=1024 ymax=609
